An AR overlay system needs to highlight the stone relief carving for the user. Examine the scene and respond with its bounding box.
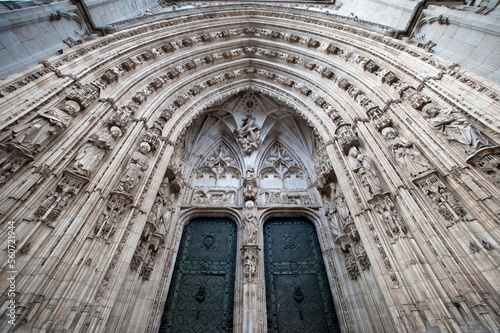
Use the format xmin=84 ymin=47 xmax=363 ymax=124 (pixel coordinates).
xmin=382 ymin=127 xmax=434 ymax=178
xmin=131 ymin=180 xmax=172 ymax=280
xmin=115 ymin=142 xmax=151 ymax=196
xmin=261 ymin=191 xmax=312 ymax=206
xmin=243 ymin=200 xmax=258 ymax=245
xmin=423 ymin=103 xmax=490 ymax=155
xmin=413 ymin=172 xmax=472 ymax=225
xmin=348 ymin=146 xmax=384 ymax=196
xmin=466 ymin=147 xmax=500 ymax=188
xmin=191 ymin=189 xmax=236 ymax=205
xmin=94 ymin=193 xmax=130 ymax=238
xmin=234 ymin=112 xmax=261 ymax=155
xmin=369 ymin=194 xmax=407 ymax=239
xmin=243 ymin=168 xmax=258 ymax=201
xmin=193 ymin=142 xmax=241 ymax=186
xmin=241 ymin=244 xmax=260 ymax=284
xmin=336 ymin=124 xmax=359 ymax=154
xmin=71 ymin=126 xmax=122 ymax=178
xmin=260 ymin=142 xmax=305 ymax=188
xmin=10 ymin=101 xmax=79 ymax=158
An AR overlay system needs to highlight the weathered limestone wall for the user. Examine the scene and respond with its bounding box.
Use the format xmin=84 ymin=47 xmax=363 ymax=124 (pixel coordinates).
xmin=0 ymin=3 xmax=498 ymax=333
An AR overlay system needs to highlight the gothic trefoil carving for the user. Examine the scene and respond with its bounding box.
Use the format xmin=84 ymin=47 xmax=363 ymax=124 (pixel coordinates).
xmin=234 ymin=112 xmax=261 ymax=155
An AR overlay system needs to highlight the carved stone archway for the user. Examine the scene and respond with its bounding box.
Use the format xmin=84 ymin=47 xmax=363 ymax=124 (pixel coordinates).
xmin=0 ymin=5 xmax=499 ymax=333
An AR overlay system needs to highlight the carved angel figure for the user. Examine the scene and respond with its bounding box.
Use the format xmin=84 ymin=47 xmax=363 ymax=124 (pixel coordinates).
xmin=424 ymin=104 xmax=489 ymax=154
xmin=116 ymin=143 xmax=150 ymax=194
xmin=382 ymin=127 xmax=433 ymax=177
xmin=348 ymin=146 xmax=384 ymax=195
xmin=72 ymin=127 xmax=122 ymax=178
xmin=234 ymin=113 xmax=261 ymax=154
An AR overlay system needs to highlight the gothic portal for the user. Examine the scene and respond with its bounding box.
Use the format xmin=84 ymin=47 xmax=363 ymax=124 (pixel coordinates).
xmin=0 ymin=1 xmax=499 ymax=332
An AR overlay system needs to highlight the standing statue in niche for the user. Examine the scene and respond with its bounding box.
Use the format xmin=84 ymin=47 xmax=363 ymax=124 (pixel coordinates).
xmin=382 ymin=127 xmax=434 ymax=177
xmin=11 ymin=102 xmax=78 ymax=156
xmin=243 ymin=200 xmax=258 ymax=244
xmin=348 ymin=146 xmax=384 ymax=196
xmin=423 ymin=103 xmax=489 ymax=155
xmin=72 ymin=126 xmax=122 ymax=178
xmin=234 ymin=113 xmax=261 ymax=155
xmin=116 ymin=142 xmax=150 ymax=194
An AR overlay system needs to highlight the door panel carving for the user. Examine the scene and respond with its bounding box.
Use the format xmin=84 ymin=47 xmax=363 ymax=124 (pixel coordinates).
xmin=264 ymin=219 xmax=340 ymax=333
xmin=159 ymin=218 xmax=237 ymax=332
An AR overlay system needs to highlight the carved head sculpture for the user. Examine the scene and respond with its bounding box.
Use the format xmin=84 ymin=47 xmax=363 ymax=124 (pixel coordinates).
xmin=348 ymin=146 xmax=359 ymax=158
xmin=422 ymin=103 xmax=441 ymax=118
xmin=62 ymin=100 xmax=81 ymax=115
xmin=110 ymin=126 xmax=122 ymax=138
xmin=381 ymin=127 xmax=396 ymax=140
xmin=139 ymin=142 xmax=151 ymax=154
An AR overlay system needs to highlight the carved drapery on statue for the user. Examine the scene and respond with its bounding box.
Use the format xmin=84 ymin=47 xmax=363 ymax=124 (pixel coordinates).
xmin=234 ymin=112 xmax=261 ymax=155
xmin=423 ymin=103 xmax=490 ymax=155
xmin=348 ymin=146 xmax=384 ymax=196
xmin=115 ymin=142 xmax=151 ymax=197
xmin=72 ymin=127 xmax=122 ymax=178
xmin=0 ymin=84 xmax=99 ymax=186
xmin=382 ymin=127 xmax=434 ymax=178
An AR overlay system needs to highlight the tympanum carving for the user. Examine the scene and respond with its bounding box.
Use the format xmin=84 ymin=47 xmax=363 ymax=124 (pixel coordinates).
xmin=234 ymin=113 xmax=261 ymax=155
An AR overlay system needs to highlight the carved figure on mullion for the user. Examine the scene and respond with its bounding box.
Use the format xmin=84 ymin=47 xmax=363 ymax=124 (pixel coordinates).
xmin=243 ymin=200 xmax=258 ymax=245
xmin=382 ymin=127 xmax=434 ymax=178
xmin=243 ymin=168 xmax=258 ymax=201
xmin=348 ymin=146 xmax=384 ymax=196
xmin=116 ymin=142 xmax=151 ymax=195
xmin=234 ymin=112 xmax=261 ymax=155
xmin=423 ymin=103 xmax=490 ymax=155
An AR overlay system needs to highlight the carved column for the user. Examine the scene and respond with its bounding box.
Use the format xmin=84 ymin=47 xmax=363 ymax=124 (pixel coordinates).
xmin=240 ymin=199 xmax=263 ymax=333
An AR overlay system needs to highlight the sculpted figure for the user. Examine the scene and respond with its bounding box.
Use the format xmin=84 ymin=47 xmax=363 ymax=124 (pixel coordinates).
xmin=382 ymin=127 xmax=433 ymax=177
xmin=72 ymin=126 xmax=122 ymax=177
xmin=12 ymin=102 xmax=78 ymax=155
xmin=348 ymin=146 xmax=384 ymax=195
xmin=424 ymin=104 xmax=489 ymax=154
xmin=234 ymin=113 xmax=261 ymax=154
xmin=116 ymin=142 xmax=150 ymax=194
xmin=243 ymin=201 xmax=258 ymax=244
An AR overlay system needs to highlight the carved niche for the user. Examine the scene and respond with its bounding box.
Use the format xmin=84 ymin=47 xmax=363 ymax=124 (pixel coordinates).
xmin=131 ymin=179 xmax=174 ymax=280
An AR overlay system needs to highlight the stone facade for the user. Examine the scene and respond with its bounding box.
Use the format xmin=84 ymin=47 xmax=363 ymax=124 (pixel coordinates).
xmin=0 ymin=1 xmax=499 ymax=332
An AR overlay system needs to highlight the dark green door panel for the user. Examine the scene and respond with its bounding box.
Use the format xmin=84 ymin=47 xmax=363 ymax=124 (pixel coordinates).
xmin=264 ymin=219 xmax=341 ymax=333
xmin=159 ymin=218 xmax=237 ymax=333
